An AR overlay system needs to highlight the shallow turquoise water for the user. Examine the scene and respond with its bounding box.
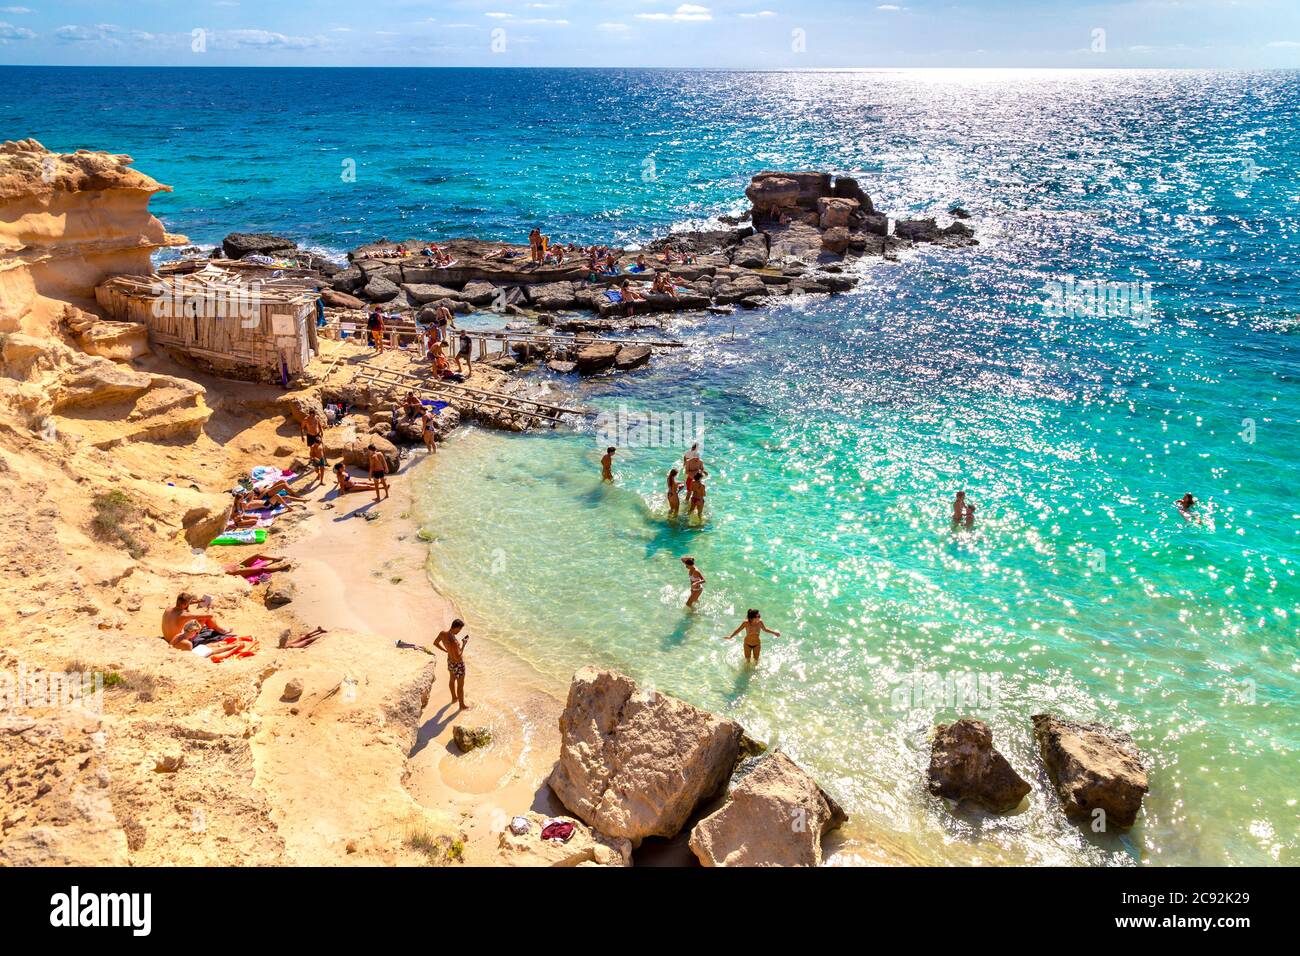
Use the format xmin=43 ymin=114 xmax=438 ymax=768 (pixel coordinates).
xmin=8 ymin=66 xmax=1297 ymax=865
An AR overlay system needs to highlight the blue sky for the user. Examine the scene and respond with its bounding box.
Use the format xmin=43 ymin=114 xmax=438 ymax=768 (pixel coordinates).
xmin=1 ymin=1 xmax=1298 ymax=68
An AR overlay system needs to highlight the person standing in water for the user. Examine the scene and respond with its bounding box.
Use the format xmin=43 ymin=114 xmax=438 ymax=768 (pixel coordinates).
xmin=684 ymin=443 xmax=708 ymax=484
xmin=433 ymin=619 xmax=470 ymax=710
xmin=726 ymin=609 xmax=780 ymax=664
xmin=951 ymin=490 xmax=966 ymax=527
xmin=666 ymin=467 xmax=682 ymax=517
xmin=963 ymin=502 xmax=976 ymax=530
xmin=688 ymin=476 xmax=707 ymax=521
xmin=601 ymin=446 xmax=616 ymax=482
xmin=682 ymin=556 xmax=706 ymax=608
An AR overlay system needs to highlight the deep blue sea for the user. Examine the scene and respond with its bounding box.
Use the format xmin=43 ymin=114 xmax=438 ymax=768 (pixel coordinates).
xmin=5 ymin=67 xmax=1297 ymax=865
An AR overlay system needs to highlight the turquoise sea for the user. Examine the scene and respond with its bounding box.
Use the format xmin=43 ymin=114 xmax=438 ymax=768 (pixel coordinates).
xmin=6 ymin=67 xmax=1297 ymax=865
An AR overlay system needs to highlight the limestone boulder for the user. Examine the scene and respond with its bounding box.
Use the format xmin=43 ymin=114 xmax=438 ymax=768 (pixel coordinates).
xmin=528 ymin=281 xmax=577 ymax=311
xmin=730 ymin=233 xmax=769 ymax=268
xmin=402 ymin=283 xmax=460 ymax=305
xmin=78 ymin=320 xmax=149 ymax=362
xmin=182 ymin=498 xmax=233 ymax=550
xmin=319 ymin=288 xmax=366 ymax=310
xmin=496 ymin=811 xmax=631 ymax=867
xmin=452 ymin=725 xmax=493 ymax=752
xmin=48 ymin=359 xmax=153 ymax=411
xmin=574 ymin=342 xmax=620 ymax=375
xmin=1032 ymin=714 xmax=1149 ymax=829
xmin=928 ymin=718 xmax=1030 ymax=813
xmin=818 ymin=196 xmax=859 ymax=229
xmin=342 ymin=436 xmax=399 ymax=473
xmin=362 ymin=276 xmax=399 ymax=303
xmin=613 ymin=345 xmax=651 ymax=371
xmin=548 ymin=668 xmax=743 ymax=845
xmin=460 ymin=280 xmax=499 ymax=306
xmin=688 ymin=750 xmax=847 ymax=867
xmin=330 ymin=266 xmax=365 ymax=293
xmin=222 ymin=232 xmax=296 ymax=259
xmin=821 ymin=226 xmax=851 ymax=255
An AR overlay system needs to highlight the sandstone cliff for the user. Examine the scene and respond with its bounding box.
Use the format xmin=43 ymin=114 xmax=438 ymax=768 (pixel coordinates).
xmin=0 ymin=138 xmax=187 ymax=335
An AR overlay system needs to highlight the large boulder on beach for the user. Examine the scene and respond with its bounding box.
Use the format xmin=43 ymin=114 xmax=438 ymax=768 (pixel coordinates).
xmin=319 ymin=288 xmax=366 ymax=311
xmin=548 ymin=668 xmax=743 ymax=845
xmin=331 ymin=266 xmax=365 ymax=293
xmin=688 ymin=750 xmax=847 ymax=867
xmin=831 ymin=175 xmax=873 ymax=214
xmin=746 ymin=171 xmax=830 ymax=217
xmin=362 ymin=276 xmax=399 ymax=303
xmin=765 ymin=221 xmax=824 ymax=263
xmin=1032 ymin=714 xmax=1149 ymax=830
xmin=402 ymin=283 xmax=460 ymax=305
xmin=496 ymin=811 xmax=631 ymax=868
xmin=460 ymin=280 xmax=499 ymax=306
xmin=182 ymin=498 xmax=233 ymax=551
xmin=928 ymin=718 xmax=1031 ymax=813
xmin=574 ymin=342 xmax=620 ymax=374
xmin=528 ymin=281 xmax=578 ymax=311
xmin=342 ymin=436 xmax=399 ymax=473
xmin=221 ymin=232 xmax=296 ymax=259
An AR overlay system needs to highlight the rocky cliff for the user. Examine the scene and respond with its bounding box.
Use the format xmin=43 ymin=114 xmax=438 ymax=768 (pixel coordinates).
xmin=0 ymin=138 xmax=187 ymax=335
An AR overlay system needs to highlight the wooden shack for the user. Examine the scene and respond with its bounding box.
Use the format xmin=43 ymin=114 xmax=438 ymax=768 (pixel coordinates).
xmin=95 ymin=268 xmax=319 ymax=384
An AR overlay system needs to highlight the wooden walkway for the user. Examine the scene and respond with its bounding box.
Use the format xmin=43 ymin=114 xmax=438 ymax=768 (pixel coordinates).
xmin=351 ymin=359 xmax=588 ymax=428
xmin=323 ymin=317 xmax=684 ymax=359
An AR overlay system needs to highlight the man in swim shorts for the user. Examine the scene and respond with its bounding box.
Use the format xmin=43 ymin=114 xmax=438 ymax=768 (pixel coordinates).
xmin=433 ymin=619 xmax=470 ymax=710
xmin=162 ymin=593 xmax=233 ymax=651
xmin=366 ymin=444 xmax=390 ymax=503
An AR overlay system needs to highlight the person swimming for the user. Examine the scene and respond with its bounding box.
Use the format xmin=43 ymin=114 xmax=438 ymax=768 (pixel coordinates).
xmin=726 ymin=608 xmax=780 ymax=664
xmin=682 ymin=556 xmax=706 ymax=608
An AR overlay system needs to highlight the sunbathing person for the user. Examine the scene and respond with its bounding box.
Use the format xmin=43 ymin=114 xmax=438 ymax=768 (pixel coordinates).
xmin=226 ymin=492 xmax=261 ymax=529
xmin=652 ymin=272 xmax=679 ymax=298
xmin=162 ymin=592 xmax=233 ymax=650
xmin=251 ymin=476 xmax=307 ymax=502
xmin=225 ymin=554 xmax=292 ymax=578
xmin=333 ymin=462 xmax=377 ymax=494
xmin=403 ymin=391 xmax=423 ymax=420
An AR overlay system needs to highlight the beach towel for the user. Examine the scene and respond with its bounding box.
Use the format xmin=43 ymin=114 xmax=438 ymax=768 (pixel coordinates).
xmin=209 ymin=635 xmax=259 ymax=663
xmin=421 ymin=400 xmax=450 ymax=412
xmin=541 ymin=821 xmax=576 ymax=843
xmin=602 ymin=290 xmax=623 ymax=304
xmin=210 ymin=529 xmax=268 ymax=546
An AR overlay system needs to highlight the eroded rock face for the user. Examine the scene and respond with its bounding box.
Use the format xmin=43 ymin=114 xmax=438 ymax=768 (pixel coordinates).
xmin=342 ymin=436 xmax=399 ymax=473
xmin=496 ymin=811 xmax=631 ymax=867
xmin=688 ymin=750 xmax=847 ymax=867
xmin=548 ymin=668 xmax=743 ymax=845
xmin=928 ymin=718 xmax=1030 ymax=814
xmin=1032 ymin=714 xmax=1149 ymax=829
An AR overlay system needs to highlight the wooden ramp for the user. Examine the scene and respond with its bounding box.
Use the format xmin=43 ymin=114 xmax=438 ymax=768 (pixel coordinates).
xmin=352 ymin=360 xmax=587 ymax=428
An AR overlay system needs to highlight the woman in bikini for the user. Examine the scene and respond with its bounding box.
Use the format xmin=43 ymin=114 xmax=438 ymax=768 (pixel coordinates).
xmin=688 ymin=476 xmax=707 ymax=522
xmin=726 ymin=608 xmax=780 ymax=664
xmin=682 ymin=556 xmax=706 ymax=608
xmin=666 ymin=467 xmax=682 ymax=518
xmin=422 ymin=410 xmax=437 ymax=454
xmin=333 ymin=463 xmax=376 ymax=495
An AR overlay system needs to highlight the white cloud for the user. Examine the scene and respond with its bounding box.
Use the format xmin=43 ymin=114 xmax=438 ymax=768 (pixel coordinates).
xmin=739 ymin=10 xmax=776 ymax=18
xmin=1 ymin=6 xmax=33 ymax=13
xmin=1265 ymin=40 xmax=1300 ymax=48
xmin=55 ymin=23 xmax=157 ymax=45
xmin=637 ymin=4 xmax=713 ymax=22
xmin=0 ymin=20 xmax=34 ymax=40
xmin=485 ymin=11 xmax=512 ymax=18
xmin=876 ymin=4 xmax=904 ymax=10
xmin=218 ymin=29 xmax=323 ymax=49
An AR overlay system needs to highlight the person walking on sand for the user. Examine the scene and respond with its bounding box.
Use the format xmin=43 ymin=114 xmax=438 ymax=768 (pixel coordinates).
xmin=666 ymin=467 xmax=683 ymax=518
xmin=682 ymin=556 xmax=706 ymax=608
xmin=726 ymin=609 xmax=780 ymax=664
xmin=366 ymin=443 xmax=390 ymax=502
xmin=301 ymin=408 xmax=323 ymax=448
xmin=601 ymin=446 xmax=616 ymax=482
xmin=308 ymin=438 xmax=327 ymax=486
xmin=433 ymin=619 xmax=470 ymax=710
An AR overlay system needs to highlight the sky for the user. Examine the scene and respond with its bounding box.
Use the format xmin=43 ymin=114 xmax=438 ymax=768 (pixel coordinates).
xmin=0 ymin=0 xmax=1298 ymax=68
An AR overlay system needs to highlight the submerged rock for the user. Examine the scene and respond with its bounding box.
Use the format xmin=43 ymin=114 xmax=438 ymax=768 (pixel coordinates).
xmin=1032 ymin=714 xmax=1149 ymax=830
xmin=689 ymin=750 xmax=846 ymax=867
xmin=548 ymin=667 xmax=743 ymax=845
xmin=928 ymin=718 xmax=1030 ymax=813
xmin=452 ymin=725 xmax=492 ymax=752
